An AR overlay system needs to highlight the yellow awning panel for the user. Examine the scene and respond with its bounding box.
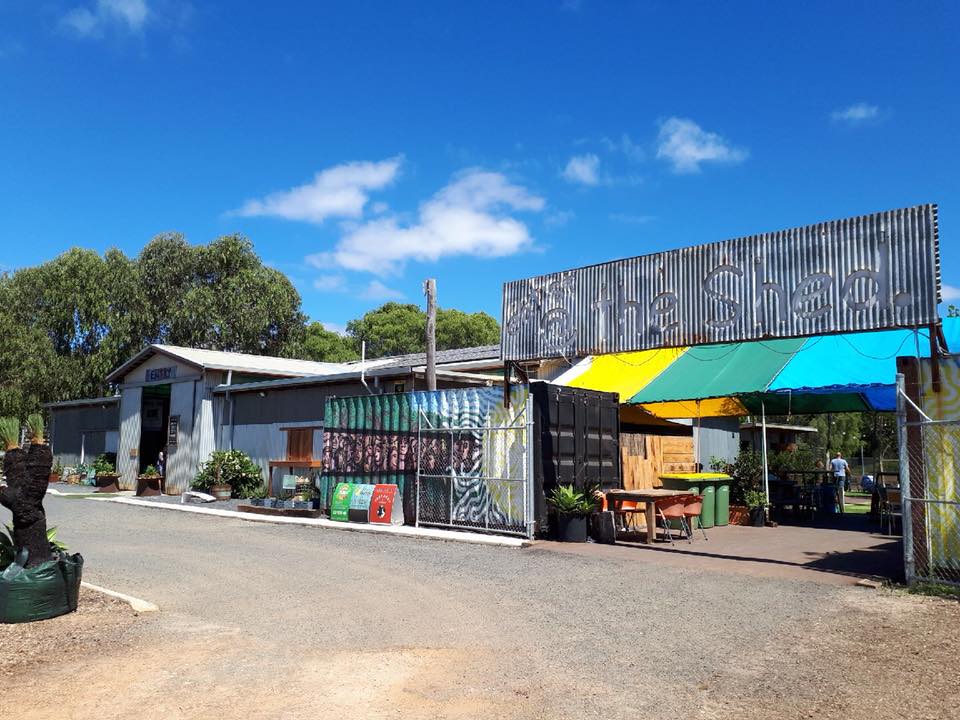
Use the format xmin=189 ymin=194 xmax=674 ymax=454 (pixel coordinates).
xmin=638 ymin=397 xmax=749 ymax=419
xmin=566 ymin=347 xmax=687 ymax=402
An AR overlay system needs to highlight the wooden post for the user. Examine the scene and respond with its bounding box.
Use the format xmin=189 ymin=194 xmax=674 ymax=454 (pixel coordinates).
xmin=424 ymin=278 xmax=437 ymax=391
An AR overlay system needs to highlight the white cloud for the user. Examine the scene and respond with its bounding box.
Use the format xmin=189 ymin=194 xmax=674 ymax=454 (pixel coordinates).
xmin=941 ymin=284 xmax=960 ymax=302
xmin=313 ymin=274 xmax=347 ymax=292
xmin=361 ymin=280 xmax=405 ymax=301
xmin=656 ymin=117 xmax=747 ymax=174
xmin=831 ymin=103 xmax=880 ymax=124
xmin=309 ymin=169 xmax=544 ymax=276
xmin=320 ymin=321 xmax=348 ymax=336
xmin=234 ymin=157 xmax=402 ymax=224
xmin=61 ymin=0 xmax=150 ymax=38
xmin=561 ymin=154 xmax=600 ymax=185
xmin=545 ymin=210 xmax=575 ymax=227
xmin=600 ymin=133 xmax=645 ymax=162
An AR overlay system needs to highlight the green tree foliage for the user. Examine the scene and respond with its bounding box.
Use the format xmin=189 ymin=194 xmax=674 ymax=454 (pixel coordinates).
xmin=345 ymin=302 xmax=500 ymax=358
xmin=0 ymin=234 xmax=306 ymax=416
xmin=300 ymin=322 xmax=360 ymax=362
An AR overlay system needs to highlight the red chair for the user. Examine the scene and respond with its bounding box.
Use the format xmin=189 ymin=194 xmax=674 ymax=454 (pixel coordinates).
xmin=600 ymin=493 xmax=644 ymax=532
xmin=682 ymin=495 xmax=708 ymax=542
xmin=654 ymin=497 xmax=688 ymax=545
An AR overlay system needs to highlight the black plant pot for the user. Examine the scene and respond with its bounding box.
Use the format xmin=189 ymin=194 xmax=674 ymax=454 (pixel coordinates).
xmin=556 ymin=513 xmax=589 ymax=543
xmin=749 ymin=507 xmax=765 ymax=527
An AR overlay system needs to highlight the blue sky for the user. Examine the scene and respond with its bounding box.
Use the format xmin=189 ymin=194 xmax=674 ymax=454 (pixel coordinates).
xmin=1 ymin=1 xmax=957 ymax=333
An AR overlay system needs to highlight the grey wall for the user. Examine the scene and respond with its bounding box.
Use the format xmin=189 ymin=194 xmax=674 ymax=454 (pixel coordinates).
xmin=50 ymin=402 xmax=120 ymax=467
xmin=695 ymin=417 xmax=741 ymax=469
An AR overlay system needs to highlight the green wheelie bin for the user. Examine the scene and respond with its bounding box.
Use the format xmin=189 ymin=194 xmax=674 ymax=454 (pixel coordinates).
xmin=714 ymin=476 xmax=731 ymax=526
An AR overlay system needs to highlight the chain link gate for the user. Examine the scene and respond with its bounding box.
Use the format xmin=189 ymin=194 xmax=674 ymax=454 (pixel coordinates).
xmin=898 ymin=375 xmax=960 ymax=586
xmin=414 ymin=396 xmax=534 ymax=538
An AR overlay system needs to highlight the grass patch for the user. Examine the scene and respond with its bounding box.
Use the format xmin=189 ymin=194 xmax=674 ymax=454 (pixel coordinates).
xmin=907 ymin=582 xmax=960 ymax=600
xmin=843 ymin=503 xmax=870 ymax=515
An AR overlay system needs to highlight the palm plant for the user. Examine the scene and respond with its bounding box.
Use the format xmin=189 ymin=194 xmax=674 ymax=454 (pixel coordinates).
xmin=0 ymin=416 xmax=20 ymax=452
xmin=25 ymin=413 xmax=45 ymax=445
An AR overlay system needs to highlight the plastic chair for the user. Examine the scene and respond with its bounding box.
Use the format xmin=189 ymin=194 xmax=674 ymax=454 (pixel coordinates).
xmin=600 ymin=494 xmax=644 ymax=533
xmin=654 ymin=497 xmax=688 ymax=545
xmin=682 ymin=495 xmax=708 ymax=542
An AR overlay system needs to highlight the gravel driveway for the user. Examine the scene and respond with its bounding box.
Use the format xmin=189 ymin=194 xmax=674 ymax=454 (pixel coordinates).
xmin=2 ymin=496 xmax=957 ymax=719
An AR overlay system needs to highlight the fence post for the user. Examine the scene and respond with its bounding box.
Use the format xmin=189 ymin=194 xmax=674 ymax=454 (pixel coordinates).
xmin=896 ymin=373 xmax=916 ymax=584
xmin=415 ymin=410 xmax=421 ymax=528
xmin=525 ymin=394 xmax=536 ymax=539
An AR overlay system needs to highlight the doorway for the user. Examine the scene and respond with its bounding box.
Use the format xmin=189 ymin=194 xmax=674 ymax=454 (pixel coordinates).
xmin=139 ymin=384 xmax=171 ymax=473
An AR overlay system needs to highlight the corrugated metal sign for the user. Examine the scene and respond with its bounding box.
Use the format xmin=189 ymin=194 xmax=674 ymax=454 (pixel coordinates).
xmin=502 ymin=204 xmax=940 ymax=361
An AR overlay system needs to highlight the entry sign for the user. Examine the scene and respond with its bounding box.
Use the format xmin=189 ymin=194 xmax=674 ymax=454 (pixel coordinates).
xmin=330 ymin=483 xmax=354 ymax=522
xmin=348 ymin=484 xmax=375 ymax=523
xmin=501 ymin=204 xmax=940 ymax=360
xmin=369 ymin=484 xmax=403 ymax=525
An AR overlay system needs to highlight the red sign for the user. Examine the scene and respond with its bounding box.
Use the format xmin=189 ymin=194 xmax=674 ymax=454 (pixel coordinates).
xmin=369 ymin=484 xmax=402 ymax=525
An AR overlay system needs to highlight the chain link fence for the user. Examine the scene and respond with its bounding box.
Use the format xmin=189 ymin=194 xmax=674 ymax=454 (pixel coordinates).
xmin=415 ymin=398 xmax=533 ymax=538
xmin=899 ymin=386 xmax=960 ymax=586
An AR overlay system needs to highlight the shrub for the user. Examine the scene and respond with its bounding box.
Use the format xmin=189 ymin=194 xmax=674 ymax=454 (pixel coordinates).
xmin=711 ymin=450 xmax=763 ymax=504
xmin=0 ymin=416 xmax=20 ymax=451
xmin=25 ymin=413 xmax=45 ymax=444
xmin=547 ymin=484 xmax=599 ymax=516
xmin=743 ymin=489 xmax=767 ymax=509
xmin=92 ymin=454 xmax=116 ymax=475
xmin=141 ymin=465 xmax=160 ymax=478
xmin=192 ymin=450 xmax=263 ymax=498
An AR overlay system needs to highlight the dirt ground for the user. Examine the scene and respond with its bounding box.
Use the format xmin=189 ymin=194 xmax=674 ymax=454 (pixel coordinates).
xmin=1 ymin=587 xmax=956 ymax=720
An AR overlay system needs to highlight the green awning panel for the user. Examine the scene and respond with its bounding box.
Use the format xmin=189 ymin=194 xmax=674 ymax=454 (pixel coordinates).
xmin=737 ymin=391 xmax=873 ymax=415
xmin=629 ymin=338 xmax=805 ymax=404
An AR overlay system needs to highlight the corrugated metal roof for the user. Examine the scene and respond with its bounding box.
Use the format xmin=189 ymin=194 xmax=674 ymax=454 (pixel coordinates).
xmin=106 ymin=344 xmax=350 ymax=383
xmin=351 ymin=344 xmax=501 ymax=370
xmin=43 ymin=395 xmax=120 ymax=409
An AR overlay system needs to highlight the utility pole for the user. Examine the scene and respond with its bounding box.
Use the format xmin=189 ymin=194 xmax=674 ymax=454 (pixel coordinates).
xmin=424 ymin=278 xmax=437 ymax=391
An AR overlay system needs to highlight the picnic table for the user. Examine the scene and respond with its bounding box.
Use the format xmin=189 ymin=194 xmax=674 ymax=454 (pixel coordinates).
xmin=606 ymin=488 xmax=693 ymax=544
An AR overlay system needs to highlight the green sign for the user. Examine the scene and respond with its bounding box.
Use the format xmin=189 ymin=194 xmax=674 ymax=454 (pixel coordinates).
xmin=330 ymin=483 xmax=354 ymax=522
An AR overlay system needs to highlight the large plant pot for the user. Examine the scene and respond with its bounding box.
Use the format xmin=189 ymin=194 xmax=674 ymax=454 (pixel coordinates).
xmin=48 ymin=474 xmax=61 ymax=485
xmin=210 ymin=484 xmax=232 ymax=501
xmin=728 ymin=505 xmax=750 ymax=526
xmin=136 ymin=475 xmax=164 ymax=497
xmin=749 ymin=507 xmax=765 ymax=527
xmin=95 ymin=473 xmax=121 ymax=494
xmin=556 ymin=513 xmax=589 ymax=543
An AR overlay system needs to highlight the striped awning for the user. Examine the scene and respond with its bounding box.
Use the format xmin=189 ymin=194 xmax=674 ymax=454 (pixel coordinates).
xmin=551 ymin=320 xmax=958 ymax=419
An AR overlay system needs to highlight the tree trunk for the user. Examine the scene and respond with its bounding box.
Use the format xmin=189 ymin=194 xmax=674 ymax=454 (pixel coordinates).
xmin=0 ymin=443 xmax=53 ymax=568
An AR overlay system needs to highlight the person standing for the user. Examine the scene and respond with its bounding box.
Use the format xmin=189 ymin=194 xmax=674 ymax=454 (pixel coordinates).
xmin=830 ymin=451 xmax=850 ymax=514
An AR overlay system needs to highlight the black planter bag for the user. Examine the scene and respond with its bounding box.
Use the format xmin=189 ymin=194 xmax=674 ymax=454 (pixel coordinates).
xmin=0 ymin=551 xmax=84 ymax=624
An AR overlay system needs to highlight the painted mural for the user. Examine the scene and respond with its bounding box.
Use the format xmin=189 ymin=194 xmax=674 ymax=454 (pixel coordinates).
xmin=320 ymin=386 xmax=530 ymax=528
xmin=918 ymin=356 xmax=960 ymax=573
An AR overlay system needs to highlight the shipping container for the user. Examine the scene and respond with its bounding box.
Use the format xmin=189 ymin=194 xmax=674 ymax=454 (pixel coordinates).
xmin=529 ymin=381 xmax=620 ymax=533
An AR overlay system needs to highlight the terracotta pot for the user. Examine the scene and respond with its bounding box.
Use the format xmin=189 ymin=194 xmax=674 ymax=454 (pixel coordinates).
xmin=211 ymin=484 xmax=233 ymax=501
xmin=728 ymin=505 xmax=750 ymax=526
xmin=48 ymin=474 xmax=61 ymax=484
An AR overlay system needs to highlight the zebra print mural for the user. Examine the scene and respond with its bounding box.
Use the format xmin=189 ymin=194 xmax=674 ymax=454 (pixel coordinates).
xmin=319 ymin=386 xmax=531 ymax=534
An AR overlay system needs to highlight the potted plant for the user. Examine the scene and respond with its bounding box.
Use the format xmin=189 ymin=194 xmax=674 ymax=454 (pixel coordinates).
xmin=136 ymin=465 xmax=164 ymax=497
xmin=247 ymin=486 xmax=269 ymax=507
xmin=191 ymin=450 xmax=263 ymax=501
xmin=0 ymin=416 xmax=20 ymax=453
xmin=548 ymin=484 xmax=599 ymax=542
xmin=744 ymin=490 xmax=767 ymax=527
xmin=93 ymin=454 xmax=121 ymax=493
xmin=25 ymin=413 xmax=45 ymax=445
xmin=49 ymin=462 xmax=63 ymax=484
